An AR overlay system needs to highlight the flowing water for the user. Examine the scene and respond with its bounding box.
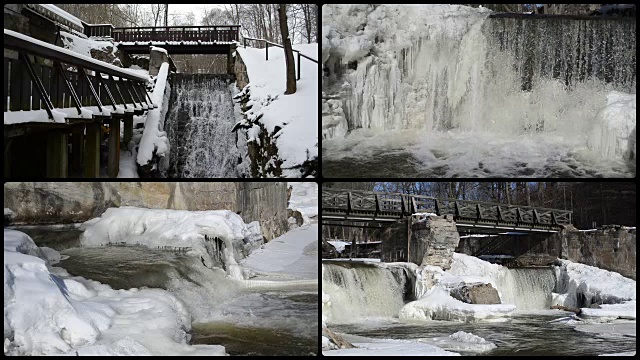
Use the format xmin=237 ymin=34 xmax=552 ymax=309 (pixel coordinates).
xmin=164 ymin=75 xmax=242 ymax=178
xmin=323 ymin=262 xmax=635 ymax=355
xmin=332 ymin=315 xmax=636 ymax=356
xmin=322 ymin=6 xmax=636 ymax=177
xmin=14 ymin=225 xmax=317 ymax=356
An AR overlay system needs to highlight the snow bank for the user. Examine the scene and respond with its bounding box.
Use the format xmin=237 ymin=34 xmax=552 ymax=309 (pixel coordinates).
xmin=4 ymin=229 xmax=226 ymax=356
xmin=399 ymin=287 xmax=515 ymax=323
xmin=137 ymin=62 xmax=171 ymax=166
xmin=588 ymin=91 xmax=636 ymax=160
xmin=580 ymin=301 xmax=636 ymax=320
xmin=240 ymin=224 xmax=318 ymax=280
xmin=288 ymin=182 xmax=318 ymax=223
xmin=327 ymin=241 xmax=349 ymax=253
xmin=79 ymin=207 xmax=262 ymax=280
xmin=599 ymin=352 xmax=636 ymax=357
xmin=554 ymin=259 xmax=636 ymax=309
xmin=236 ymin=43 xmax=318 ymax=176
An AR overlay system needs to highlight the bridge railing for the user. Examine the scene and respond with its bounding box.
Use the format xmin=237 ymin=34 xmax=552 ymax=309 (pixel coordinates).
xmin=322 ymin=189 xmax=573 ymax=226
xmin=4 ymin=29 xmax=154 ymax=120
xmin=112 ymin=25 xmax=240 ymax=43
xmin=83 ymin=23 xmax=114 ymax=38
xmin=242 ymin=36 xmax=318 ymax=81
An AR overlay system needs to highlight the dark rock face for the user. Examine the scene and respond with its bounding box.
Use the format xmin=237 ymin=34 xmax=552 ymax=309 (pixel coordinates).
xmin=287 ymin=209 xmax=304 ymax=226
xmin=450 ymin=283 xmax=501 ymax=305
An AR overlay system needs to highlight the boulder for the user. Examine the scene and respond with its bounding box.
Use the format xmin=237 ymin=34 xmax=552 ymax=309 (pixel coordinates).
xmin=450 ymin=283 xmax=501 ymax=305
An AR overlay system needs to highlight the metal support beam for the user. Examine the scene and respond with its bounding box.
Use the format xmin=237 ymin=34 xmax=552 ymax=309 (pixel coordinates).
xmin=19 ymin=53 xmax=54 ymax=120
xmin=78 ymin=67 xmax=103 ymax=112
xmin=54 ymin=61 xmax=82 ymax=116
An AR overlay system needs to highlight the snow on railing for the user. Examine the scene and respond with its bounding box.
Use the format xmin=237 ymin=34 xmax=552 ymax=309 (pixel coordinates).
xmin=136 ymin=62 xmax=170 ymax=166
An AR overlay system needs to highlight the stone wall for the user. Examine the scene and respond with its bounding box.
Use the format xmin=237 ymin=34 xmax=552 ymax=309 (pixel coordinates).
xmin=456 ymin=226 xmax=636 ymax=280
xmin=4 ymin=182 xmax=288 ymax=241
xmin=234 ymin=51 xmax=250 ymax=89
xmin=410 ymin=214 xmax=460 ymax=269
xmin=563 ymin=227 xmax=636 ymax=280
xmin=4 ymin=5 xmax=57 ymax=45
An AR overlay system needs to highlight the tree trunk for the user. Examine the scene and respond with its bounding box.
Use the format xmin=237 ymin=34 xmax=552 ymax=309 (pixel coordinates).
xmin=278 ymin=4 xmax=297 ymax=94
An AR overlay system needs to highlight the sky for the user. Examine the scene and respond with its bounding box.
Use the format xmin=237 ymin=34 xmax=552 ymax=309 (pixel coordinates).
xmin=167 ymin=4 xmax=225 ymax=25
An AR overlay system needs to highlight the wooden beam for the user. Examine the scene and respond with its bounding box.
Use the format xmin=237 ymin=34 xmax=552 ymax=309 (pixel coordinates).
xmin=46 ymin=130 xmax=67 ymax=178
xmin=107 ymin=118 xmax=120 ymax=178
xmin=70 ymin=126 xmax=84 ymax=174
xmin=84 ymin=123 xmax=100 ymax=178
xmin=123 ymin=113 xmax=133 ymax=148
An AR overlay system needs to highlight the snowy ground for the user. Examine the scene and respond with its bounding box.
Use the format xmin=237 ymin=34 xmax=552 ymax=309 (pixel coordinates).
xmin=4 ymin=229 xmax=226 ymax=356
xmin=241 ymin=224 xmax=318 ymax=281
xmin=236 ymin=44 xmax=318 ymax=177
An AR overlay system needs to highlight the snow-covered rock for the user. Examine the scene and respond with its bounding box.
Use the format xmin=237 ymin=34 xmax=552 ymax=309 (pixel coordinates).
xmin=554 ymin=259 xmax=636 ymax=308
xmin=424 ymin=331 xmax=497 ymax=353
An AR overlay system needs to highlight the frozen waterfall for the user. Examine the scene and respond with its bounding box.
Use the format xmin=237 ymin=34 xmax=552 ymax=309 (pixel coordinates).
xmin=323 ymin=5 xmax=636 ymax=176
xmin=497 ymin=267 xmax=556 ymax=310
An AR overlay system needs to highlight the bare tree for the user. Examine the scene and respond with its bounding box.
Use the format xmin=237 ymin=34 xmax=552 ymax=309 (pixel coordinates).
xmin=278 ymin=4 xmax=296 ymax=94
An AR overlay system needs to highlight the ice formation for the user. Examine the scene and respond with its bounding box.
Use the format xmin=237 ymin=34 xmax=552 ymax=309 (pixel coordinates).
xmin=79 ymin=207 xmax=263 ymax=280
xmin=322 ymin=4 xmax=636 ymax=173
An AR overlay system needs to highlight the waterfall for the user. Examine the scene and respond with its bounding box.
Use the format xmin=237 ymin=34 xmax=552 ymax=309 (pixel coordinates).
xmin=322 ymin=263 xmax=407 ymax=322
xmin=497 ymin=268 xmax=556 ymax=310
xmin=165 ymin=75 xmax=242 ymax=178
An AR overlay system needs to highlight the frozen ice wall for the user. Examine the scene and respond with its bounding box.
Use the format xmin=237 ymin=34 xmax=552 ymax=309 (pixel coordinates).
xmin=323 ymin=4 xmax=636 ymax=146
xmin=165 ymin=75 xmax=243 ymax=178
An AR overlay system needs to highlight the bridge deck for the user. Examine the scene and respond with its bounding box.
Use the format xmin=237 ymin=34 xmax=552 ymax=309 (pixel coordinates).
xmin=322 ymin=189 xmax=572 ymax=232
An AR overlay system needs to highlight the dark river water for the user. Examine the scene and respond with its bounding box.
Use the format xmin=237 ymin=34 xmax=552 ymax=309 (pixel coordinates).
xmin=331 ymin=314 xmax=636 ymax=356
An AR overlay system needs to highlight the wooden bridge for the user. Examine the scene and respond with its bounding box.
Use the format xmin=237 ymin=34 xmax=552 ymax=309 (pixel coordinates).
xmin=322 ymin=189 xmax=572 ymax=233
xmin=84 ymin=24 xmax=239 ymax=54
xmin=4 ymin=29 xmax=155 ymax=178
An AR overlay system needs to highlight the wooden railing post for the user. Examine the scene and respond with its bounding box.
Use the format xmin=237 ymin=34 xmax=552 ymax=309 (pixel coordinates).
xmin=297 ymin=51 xmax=301 ymax=80
xmin=265 ymin=42 xmax=269 ymax=61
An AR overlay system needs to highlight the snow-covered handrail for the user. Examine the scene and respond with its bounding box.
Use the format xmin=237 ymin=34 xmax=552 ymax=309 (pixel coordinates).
xmin=242 ymin=36 xmax=317 ymax=81
xmin=4 ymin=29 xmax=148 ymax=82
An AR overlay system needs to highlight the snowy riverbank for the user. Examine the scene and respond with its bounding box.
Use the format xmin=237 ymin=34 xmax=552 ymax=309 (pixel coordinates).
xmin=4 ymin=229 xmax=226 ymax=356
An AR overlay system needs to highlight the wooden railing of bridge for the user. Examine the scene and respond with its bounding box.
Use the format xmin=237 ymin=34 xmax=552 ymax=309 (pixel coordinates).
xmin=109 ymin=25 xmax=240 ymax=43
xmin=322 ymin=189 xmax=572 ymax=230
xmin=4 ymin=29 xmax=157 ymax=178
xmin=242 ymin=37 xmax=318 ymax=81
xmin=4 ymin=29 xmax=154 ymax=120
